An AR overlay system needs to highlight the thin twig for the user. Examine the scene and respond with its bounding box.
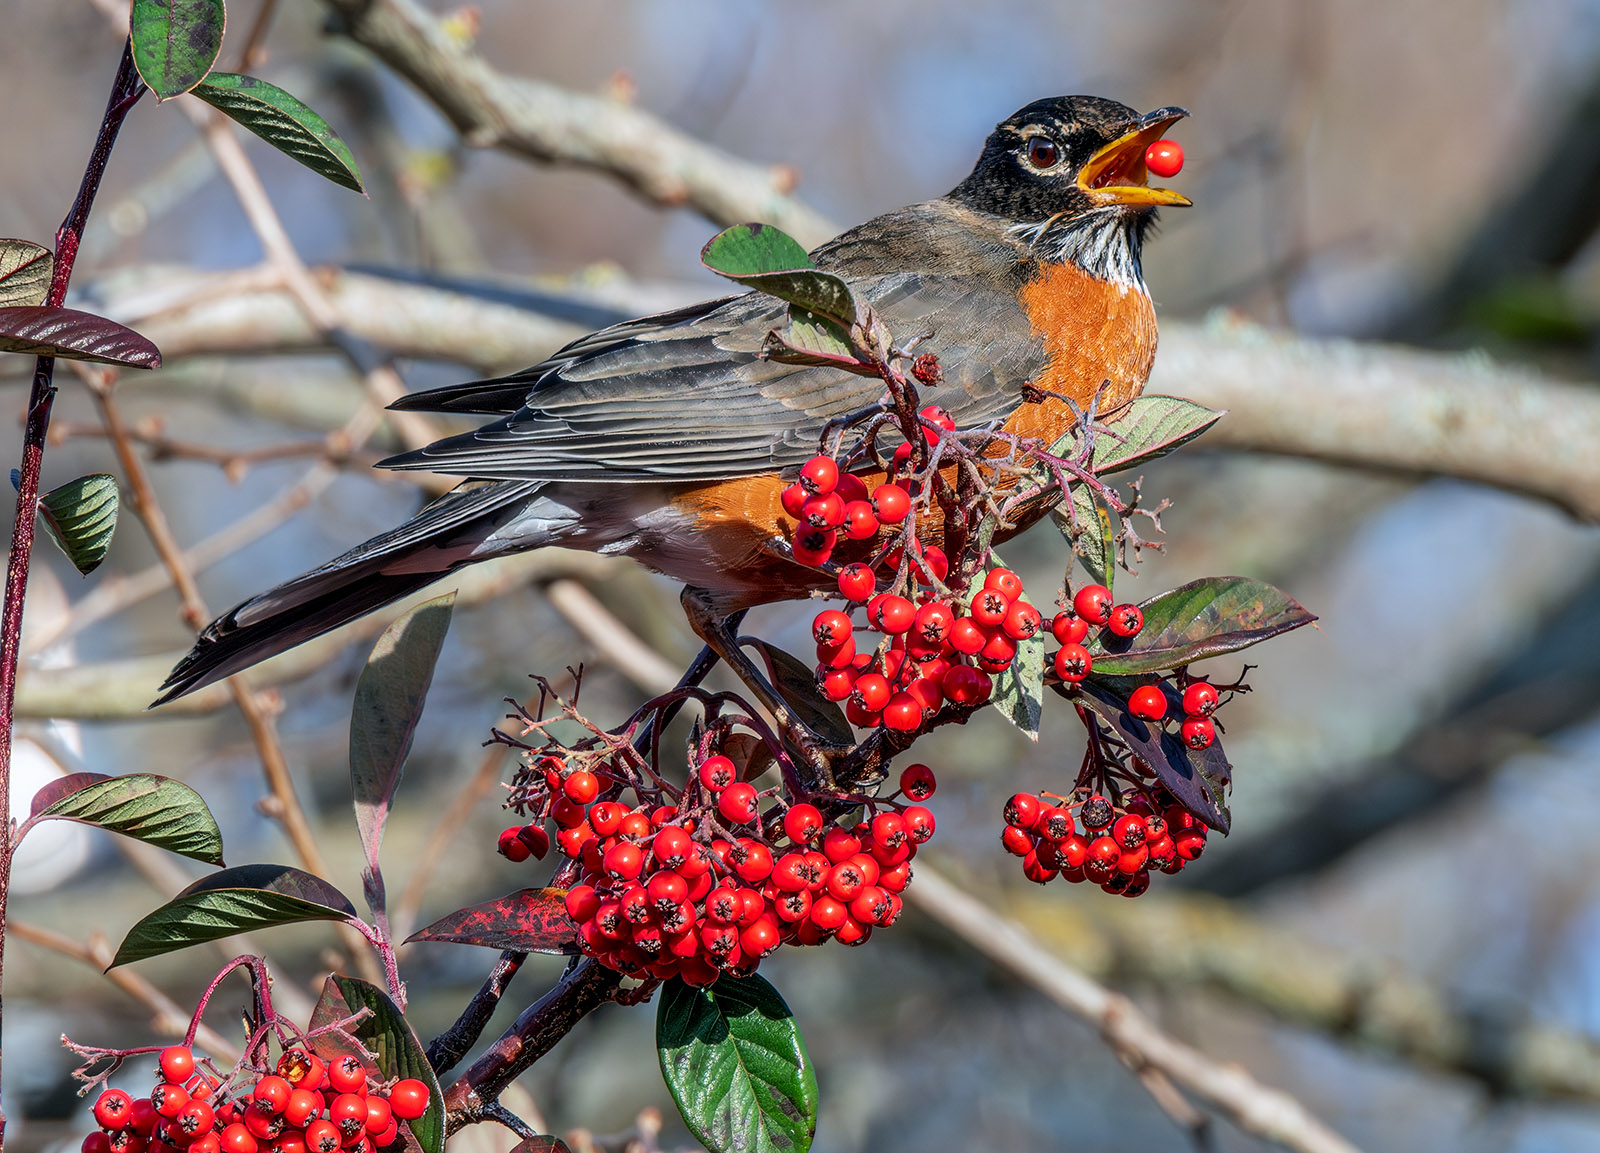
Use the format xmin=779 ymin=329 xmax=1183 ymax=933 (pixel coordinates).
xmin=905 ymin=864 xmax=1362 ymax=1153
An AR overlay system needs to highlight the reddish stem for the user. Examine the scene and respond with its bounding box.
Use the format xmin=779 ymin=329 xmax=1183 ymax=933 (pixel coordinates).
xmin=0 ymin=40 xmax=143 ymax=1147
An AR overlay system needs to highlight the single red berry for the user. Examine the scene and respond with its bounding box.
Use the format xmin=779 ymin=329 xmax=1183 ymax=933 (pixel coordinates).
xmin=790 ymin=527 xmax=836 ymax=566
xmin=698 ymin=756 xmax=736 ymax=792
xmin=250 ymin=1078 xmax=291 ymax=1119
xmin=851 ymin=672 xmax=892 ymax=712
xmin=587 ymin=801 xmax=626 ymax=836
xmin=243 ymin=1104 xmax=284 ymax=1142
xmin=549 ymin=794 xmax=587 ymax=828
xmin=799 ymin=455 xmax=838 ymax=495
xmin=1129 ymin=685 xmax=1167 ymax=722
xmin=218 ymin=1123 xmax=258 ymax=1153
xmin=515 ymin=824 xmax=550 ymax=860
xmin=842 ymin=501 xmax=880 ymax=540
xmin=154 ymin=1083 xmax=192 ymax=1119
xmin=871 ymin=483 xmax=911 ymax=524
xmin=985 ymin=569 xmax=1024 ymax=599
xmin=1144 ymin=139 xmax=1184 ymax=179
xmin=1182 ymin=717 xmax=1216 ymax=749
xmin=386 ymin=1081 xmax=430 ymax=1122
xmin=902 ymin=805 xmax=936 ymax=843
xmin=837 ymin=564 xmax=876 ymax=602
xmin=1038 ymin=806 xmax=1074 ymax=842
xmin=127 ymin=1098 xmax=159 ymax=1138
xmin=872 ymin=594 xmax=917 ymax=635
xmin=619 ymin=810 xmax=653 ymax=838
xmin=1081 ymin=794 xmax=1114 ymax=830
xmin=881 ymin=693 xmax=923 ymax=732
xmin=740 ymin=917 xmax=781 ymax=958
xmin=969 ymin=587 xmax=1009 ymax=628
xmin=327 ymin=1055 xmax=366 ymax=1096
xmin=189 ymin=1135 xmax=222 ymax=1153
xmin=159 ymin=1046 xmax=196 ymax=1085
xmin=1057 ymin=833 xmax=1089 ymax=869
xmin=947 ymin=616 xmax=986 ymax=655
xmin=717 ymin=782 xmax=760 ymax=825
xmin=812 ymin=609 xmax=854 ymax=648
xmin=801 ymin=491 xmax=845 ymax=530
xmin=822 ymin=827 xmax=862 ymax=863
xmin=820 ymin=666 xmax=856 ymax=701
xmin=1113 ymin=813 xmax=1148 ymax=851
xmin=1053 ymin=643 xmax=1092 ymax=682
xmin=826 ymin=861 xmax=866 ymax=901
xmin=1072 ymin=584 xmax=1113 ymax=625
xmin=1003 ymin=600 xmax=1042 ymax=640
xmin=835 ymin=473 xmax=869 ymax=503
xmin=913 ymin=601 xmax=954 ymax=644
xmin=175 ymin=1099 xmax=216 ymax=1139
xmin=651 ymin=824 xmax=693 ymax=868
xmin=1051 ymin=612 xmax=1089 ymax=645
xmin=283 ymin=1088 xmax=322 ymax=1130
xmin=562 ymin=770 xmax=600 ymax=805
xmin=899 ymin=763 xmax=936 ymax=800
xmin=329 ymin=1094 xmax=367 ymax=1140
xmin=1173 ymin=828 xmax=1207 ymax=861
xmin=94 ymin=1088 xmax=133 ymax=1130
xmin=1005 ymin=792 xmax=1041 ymax=830
xmin=941 ymin=663 xmax=991 ymax=705
xmin=980 ymin=630 xmax=1018 ymax=670
xmin=780 ymin=482 xmax=808 ymax=519
xmin=495 ymin=826 xmax=528 ymax=863
xmin=1107 ymin=604 xmax=1143 ymax=638
xmin=733 ymin=840 xmax=774 ymax=884
xmin=783 ymin=803 xmax=824 ymax=844
xmin=83 ymin=1134 xmax=112 ymax=1153
xmin=1000 ymin=824 xmax=1035 ymax=856
xmin=920 ymin=546 xmax=950 ymax=583
xmin=920 ymin=403 xmax=955 ymax=432
xmin=870 ymin=811 xmax=907 ymax=851
xmin=1182 ymin=682 xmax=1219 ymax=717
xmin=603 ymin=841 xmax=645 ymax=882
xmin=303 ymin=1121 xmax=341 ymax=1153
xmin=363 ymin=1097 xmax=393 ymax=1138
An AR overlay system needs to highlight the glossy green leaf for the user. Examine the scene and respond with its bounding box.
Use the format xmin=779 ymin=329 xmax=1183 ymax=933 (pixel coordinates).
xmin=38 ymin=473 xmax=118 ymax=575
xmin=1089 ymin=577 xmax=1316 ymax=677
xmin=0 ymin=307 xmax=161 ymax=368
xmin=986 ymin=561 xmax=1046 ymax=740
xmin=130 ymin=0 xmax=225 ymax=100
xmin=0 ymin=240 xmax=53 ymax=307
xmin=657 ymin=974 xmax=818 ymax=1153
xmin=194 ymin=73 xmax=365 ymax=193
xmin=749 ymin=640 xmax=855 ymax=750
xmin=351 ymin=593 xmax=454 ymax=880
xmin=111 ymin=865 xmax=357 ymax=967
xmin=310 ymin=976 xmax=444 ymax=1153
xmin=701 ymin=224 xmax=856 ymax=327
xmin=1071 ymin=675 xmax=1231 ymax=832
xmin=1053 ymin=482 xmax=1115 ymax=591
xmin=1089 ymin=395 xmax=1222 ymax=474
xmin=30 ymin=772 xmax=222 ymax=864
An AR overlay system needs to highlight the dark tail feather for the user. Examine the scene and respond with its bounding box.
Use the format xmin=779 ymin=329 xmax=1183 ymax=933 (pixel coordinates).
xmin=153 ymin=479 xmax=549 ymax=706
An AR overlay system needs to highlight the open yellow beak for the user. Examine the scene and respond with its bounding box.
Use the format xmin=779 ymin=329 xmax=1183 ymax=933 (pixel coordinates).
xmin=1077 ymin=107 xmax=1192 ymax=208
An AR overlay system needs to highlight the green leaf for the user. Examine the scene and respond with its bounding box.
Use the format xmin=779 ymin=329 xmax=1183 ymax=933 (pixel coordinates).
xmin=194 ymin=73 xmax=365 ymax=194
xmin=310 ymin=976 xmax=444 ymax=1153
xmin=0 ymin=240 xmax=53 ymax=307
xmin=30 ymin=772 xmax=222 ymax=864
xmin=351 ymin=593 xmax=454 ymax=880
xmin=111 ymin=864 xmax=358 ymax=967
xmin=1089 ymin=577 xmax=1316 ymax=677
xmin=701 ymin=224 xmax=856 ymax=328
xmin=764 ymin=310 xmax=872 ymax=374
xmin=1053 ymin=483 xmax=1115 ymax=592
xmin=985 ymin=562 xmax=1046 ymax=740
xmin=130 ymin=0 xmax=226 ymax=100
xmin=1072 ymin=676 xmax=1231 ymax=832
xmin=0 ymin=307 xmax=162 ymax=368
xmin=748 ymin=640 xmax=855 ymax=751
xmin=1088 ymin=395 xmax=1222 ymax=475
xmin=657 ymin=974 xmax=818 ymax=1153
xmin=38 ymin=474 xmax=118 ymax=576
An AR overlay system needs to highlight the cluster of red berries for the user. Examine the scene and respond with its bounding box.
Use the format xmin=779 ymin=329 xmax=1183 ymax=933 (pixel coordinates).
xmin=812 ymin=564 xmax=1041 ymax=734
xmin=780 ymin=448 xmax=919 ymax=569
xmin=84 ymin=1046 xmax=429 ymax=1153
xmin=501 ymin=755 xmax=939 ymax=985
xmin=1001 ymin=785 xmax=1209 ymax=897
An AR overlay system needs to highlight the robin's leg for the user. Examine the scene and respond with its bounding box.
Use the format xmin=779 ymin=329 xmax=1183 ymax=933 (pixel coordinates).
xmin=680 ymin=586 xmax=851 ymax=783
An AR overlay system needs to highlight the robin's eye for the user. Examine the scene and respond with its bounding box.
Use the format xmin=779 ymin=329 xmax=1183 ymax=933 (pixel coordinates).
xmin=1025 ymin=137 xmax=1060 ymax=170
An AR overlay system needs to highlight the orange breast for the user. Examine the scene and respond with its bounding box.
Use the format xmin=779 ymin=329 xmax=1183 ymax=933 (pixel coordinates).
xmin=673 ymin=264 xmax=1159 ymax=603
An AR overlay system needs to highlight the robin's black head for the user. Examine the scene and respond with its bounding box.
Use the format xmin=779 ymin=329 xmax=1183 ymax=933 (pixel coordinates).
xmin=949 ymin=96 xmax=1190 ymax=286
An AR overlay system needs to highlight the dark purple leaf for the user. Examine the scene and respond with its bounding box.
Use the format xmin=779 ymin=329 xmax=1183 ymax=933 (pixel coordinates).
xmin=1091 ymin=577 xmax=1316 ymax=677
xmin=310 ymin=976 xmax=443 ymax=1153
xmin=509 ymin=1139 xmax=572 ymax=1153
xmin=749 ymin=640 xmax=855 ymax=749
xmin=1068 ymin=676 xmax=1232 ymax=833
xmin=0 ymin=306 xmax=161 ymax=368
xmin=406 ymin=888 xmax=580 ymax=955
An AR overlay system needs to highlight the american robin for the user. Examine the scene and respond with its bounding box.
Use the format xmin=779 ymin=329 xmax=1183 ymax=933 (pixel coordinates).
xmin=155 ymin=95 xmax=1189 ymax=707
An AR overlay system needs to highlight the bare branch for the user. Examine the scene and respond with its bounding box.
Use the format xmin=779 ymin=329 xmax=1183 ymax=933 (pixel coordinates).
xmin=318 ymin=0 xmax=839 ymax=248
xmin=905 ymin=865 xmax=1363 ymax=1153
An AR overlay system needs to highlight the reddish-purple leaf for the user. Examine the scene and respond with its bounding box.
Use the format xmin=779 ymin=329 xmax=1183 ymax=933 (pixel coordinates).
xmin=405 ymin=888 xmax=580 ymax=954
xmin=1069 ymin=676 xmax=1232 ymax=833
xmin=0 ymin=306 xmax=161 ymax=368
xmin=29 ymin=771 xmax=110 ymax=817
xmin=509 ymin=1139 xmax=572 ymax=1153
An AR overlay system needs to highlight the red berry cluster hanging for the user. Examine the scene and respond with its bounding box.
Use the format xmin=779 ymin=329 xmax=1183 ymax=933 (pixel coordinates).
xmin=84 ymin=1046 xmax=429 ymax=1153
xmin=1001 ymin=785 xmax=1210 ymax=897
xmin=813 ymin=563 xmax=1041 ymax=734
xmin=501 ymin=748 xmax=939 ymax=985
